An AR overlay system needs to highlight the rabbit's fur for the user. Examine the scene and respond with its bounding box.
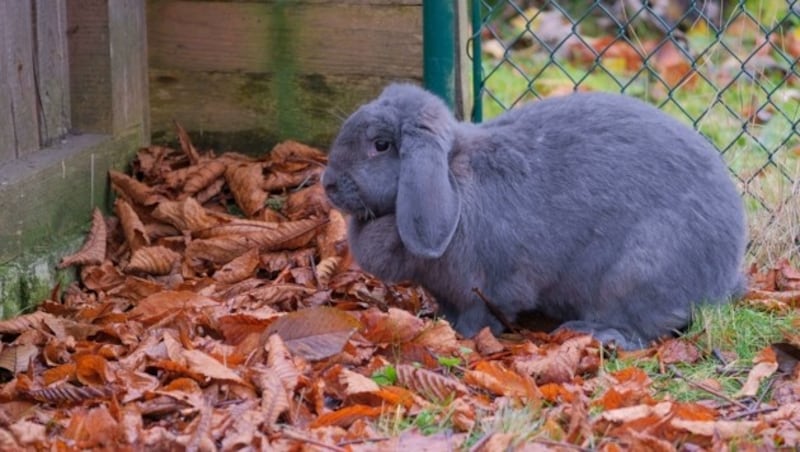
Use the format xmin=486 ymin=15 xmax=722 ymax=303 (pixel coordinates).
xmin=323 ymin=83 xmax=746 ymax=349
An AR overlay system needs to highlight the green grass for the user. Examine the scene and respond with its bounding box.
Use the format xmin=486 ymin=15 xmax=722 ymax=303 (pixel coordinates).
xmin=603 ymin=302 xmax=798 ymax=403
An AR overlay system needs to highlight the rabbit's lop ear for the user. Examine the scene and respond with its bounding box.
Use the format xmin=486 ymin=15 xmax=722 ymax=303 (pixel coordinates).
xmin=391 ymin=87 xmax=460 ymax=258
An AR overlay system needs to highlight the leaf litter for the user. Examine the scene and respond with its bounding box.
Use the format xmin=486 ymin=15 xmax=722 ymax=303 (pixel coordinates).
xmin=1 ymin=128 xmax=800 ymax=450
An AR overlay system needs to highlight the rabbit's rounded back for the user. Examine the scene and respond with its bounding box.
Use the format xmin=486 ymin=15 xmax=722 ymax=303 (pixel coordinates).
xmin=324 ymin=84 xmax=746 ymax=349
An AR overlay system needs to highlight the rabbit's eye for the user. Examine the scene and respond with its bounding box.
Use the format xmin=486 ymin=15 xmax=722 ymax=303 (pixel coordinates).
xmin=374 ymin=140 xmax=390 ymax=152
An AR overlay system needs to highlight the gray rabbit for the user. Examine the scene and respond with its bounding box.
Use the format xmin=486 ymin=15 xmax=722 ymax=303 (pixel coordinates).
xmin=323 ymin=83 xmax=746 ymax=349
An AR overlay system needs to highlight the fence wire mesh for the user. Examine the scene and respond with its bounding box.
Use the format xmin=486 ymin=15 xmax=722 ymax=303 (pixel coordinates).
xmin=471 ymin=0 xmax=800 ymax=264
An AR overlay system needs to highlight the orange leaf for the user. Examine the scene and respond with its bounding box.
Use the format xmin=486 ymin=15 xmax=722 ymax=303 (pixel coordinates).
xmin=75 ymin=354 xmax=113 ymax=386
xmin=41 ymin=363 xmax=77 ymax=386
xmin=58 ymin=208 xmax=107 ymax=268
xmin=310 ymin=405 xmax=383 ymax=428
xmin=360 ymin=307 xmax=425 ymax=344
xmin=464 ymin=360 xmax=539 ymax=399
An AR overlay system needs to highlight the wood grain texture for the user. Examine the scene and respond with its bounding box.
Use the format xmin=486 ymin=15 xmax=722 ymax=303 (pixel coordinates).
xmin=148 ymin=1 xmax=422 ymax=77
xmin=35 ymin=0 xmax=71 ymax=146
xmin=1 ymin=0 xmax=40 ymax=156
xmin=0 ymin=30 xmax=14 ymax=163
xmin=109 ymin=0 xmax=149 ymax=137
xmin=66 ymin=0 xmax=112 ymax=134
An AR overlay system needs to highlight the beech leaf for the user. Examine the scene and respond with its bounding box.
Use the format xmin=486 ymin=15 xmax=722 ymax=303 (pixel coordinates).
xmin=266 ymin=306 xmax=361 ymax=361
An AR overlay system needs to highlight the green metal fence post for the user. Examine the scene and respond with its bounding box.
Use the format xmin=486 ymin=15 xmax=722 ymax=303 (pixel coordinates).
xmin=470 ymin=0 xmax=482 ymax=122
xmin=423 ymin=0 xmax=456 ymax=110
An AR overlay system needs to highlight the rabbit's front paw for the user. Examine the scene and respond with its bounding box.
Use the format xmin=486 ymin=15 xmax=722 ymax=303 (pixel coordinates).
xmin=557 ymin=320 xmax=650 ymax=350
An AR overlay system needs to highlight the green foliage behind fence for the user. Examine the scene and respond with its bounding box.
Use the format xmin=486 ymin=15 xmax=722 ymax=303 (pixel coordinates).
xmin=471 ymin=0 xmax=800 ymax=264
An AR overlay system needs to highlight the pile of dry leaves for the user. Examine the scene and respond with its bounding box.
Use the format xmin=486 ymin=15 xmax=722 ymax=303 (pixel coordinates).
xmin=1 ymin=129 xmax=800 ymax=450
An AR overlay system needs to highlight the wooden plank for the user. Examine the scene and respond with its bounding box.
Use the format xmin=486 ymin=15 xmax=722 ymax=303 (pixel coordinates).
xmin=0 ymin=25 xmax=15 ymax=164
xmin=0 ymin=131 xmax=141 ymax=265
xmin=149 ymin=68 xmax=410 ymax=152
xmin=35 ymin=0 xmax=71 ymax=146
xmin=148 ymin=1 xmax=422 ymax=77
xmin=109 ymin=0 xmax=149 ymax=138
xmin=66 ymin=0 xmax=112 ymax=134
xmin=0 ymin=0 xmax=40 ymax=156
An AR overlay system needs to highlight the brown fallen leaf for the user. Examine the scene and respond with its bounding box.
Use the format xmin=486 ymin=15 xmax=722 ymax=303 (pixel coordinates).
xmin=464 ymin=360 xmax=540 ymax=399
xmin=109 ymin=170 xmax=161 ymax=206
xmin=174 ymin=120 xmax=201 ymax=164
xmin=115 ymin=198 xmax=150 ymax=252
xmin=735 ymin=346 xmax=779 ymax=398
xmin=59 ymin=208 xmax=107 ymax=268
xmin=396 ymin=364 xmax=468 ymax=402
xmin=266 ymin=306 xmax=361 ymax=361
xmin=226 ymin=162 xmax=268 ymax=217
xmin=182 ymin=349 xmax=246 ymax=385
xmin=213 ymin=248 xmax=260 ymax=283
xmin=183 ymin=159 xmax=227 ymax=196
xmin=126 ymin=245 xmax=180 ymax=275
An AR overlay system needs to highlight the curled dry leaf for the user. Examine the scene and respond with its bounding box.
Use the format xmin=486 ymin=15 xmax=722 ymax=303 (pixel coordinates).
xmin=263 ymin=166 xmax=322 ymax=193
xmin=126 ymin=245 xmax=181 ymax=275
xmin=187 ymin=218 xmax=325 ymax=264
xmin=515 ymin=335 xmax=595 ymax=384
xmin=270 ymin=140 xmax=327 ymax=172
xmin=0 ymin=344 xmax=39 ymax=373
xmin=109 ymin=170 xmax=161 ymax=206
xmin=152 ymin=197 xmax=220 ymax=232
xmin=183 ymin=159 xmax=227 ymax=196
xmin=315 ymin=256 xmax=341 ymax=287
xmin=474 ymin=327 xmax=505 ymax=355
xmin=255 ymin=370 xmax=292 ymax=428
xmin=174 ymin=120 xmax=201 ymax=164
xmin=226 ymin=163 xmax=268 ymax=217
xmin=213 ymin=248 xmax=260 ymax=284
xmin=284 ymin=183 xmax=330 ymax=220
xmin=115 ymin=198 xmax=150 ymax=252
xmin=265 ymin=334 xmax=301 ymax=393
xmin=59 ymin=208 xmax=107 ymax=268
xmin=75 ymin=354 xmax=114 ymax=386
xmin=0 ymin=311 xmax=57 ymax=334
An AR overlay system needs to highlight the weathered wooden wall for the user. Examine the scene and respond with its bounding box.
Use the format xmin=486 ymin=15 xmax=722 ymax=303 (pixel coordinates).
xmin=148 ymin=0 xmax=423 ymax=152
xmin=0 ymin=0 xmax=149 ymax=316
xmin=0 ymin=1 xmax=70 ymax=159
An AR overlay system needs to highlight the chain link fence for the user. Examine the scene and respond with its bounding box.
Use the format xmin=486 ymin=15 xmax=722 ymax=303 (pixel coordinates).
xmin=470 ymin=0 xmax=800 ymax=264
